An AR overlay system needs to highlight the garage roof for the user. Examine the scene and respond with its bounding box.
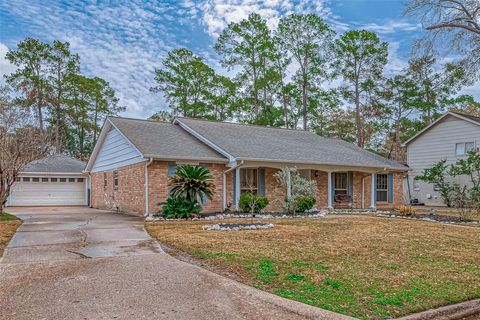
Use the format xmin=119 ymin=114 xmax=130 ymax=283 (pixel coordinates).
xmin=22 ymin=155 xmax=86 ymax=173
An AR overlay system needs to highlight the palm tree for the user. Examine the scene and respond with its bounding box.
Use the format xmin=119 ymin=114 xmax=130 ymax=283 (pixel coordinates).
xmin=168 ymin=165 xmax=215 ymax=203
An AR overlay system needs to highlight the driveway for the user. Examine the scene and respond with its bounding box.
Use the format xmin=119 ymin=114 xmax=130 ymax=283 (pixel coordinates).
xmin=0 ymin=207 xmax=352 ymax=320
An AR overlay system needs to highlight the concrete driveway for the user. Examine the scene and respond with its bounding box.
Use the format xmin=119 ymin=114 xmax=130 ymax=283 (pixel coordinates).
xmin=0 ymin=207 xmax=353 ymax=320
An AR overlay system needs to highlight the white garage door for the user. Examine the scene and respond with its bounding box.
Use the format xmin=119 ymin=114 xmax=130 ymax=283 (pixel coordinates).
xmin=8 ymin=176 xmax=86 ymax=206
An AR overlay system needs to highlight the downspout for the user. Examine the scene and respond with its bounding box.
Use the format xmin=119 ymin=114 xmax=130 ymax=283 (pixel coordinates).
xmin=223 ymin=161 xmax=244 ymax=211
xmin=144 ymin=158 xmax=154 ymax=217
xmin=87 ymin=172 xmax=92 ymax=207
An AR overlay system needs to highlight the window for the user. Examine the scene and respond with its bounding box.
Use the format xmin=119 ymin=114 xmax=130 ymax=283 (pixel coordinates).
xmin=22 ymin=177 xmax=30 ymax=182
xmin=240 ymin=168 xmax=258 ymax=194
xmin=376 ymin=174 xmax=388 ymax=202
xmin=113 ymin=171 xmax=118 ymax=190
xmin=103 ymin=172 xmax=107 ymax=189
xmin=68 ymin=178 xmax=76 ymax=182
xmin=60 ymin=178 xmax=67 ymax=182
xmin=413 ymin=178 xmax=420 ymax=191
xmin=42 ymin=177 xmax=49 ymax=182
xmin=51 ymin=178 xmax=58 ymax=182
xmin=32 ymin=177 xmax=40 ymax=182
xmin=77 ymin=178 xmax=84 ymax=183
xmin=456 ymin=142 xmax=475 ymax=156
xmin=299 ymin=169 xmax=311 ymax=180
xmin=15 ymin=177 xmax=20 ymax=182
xmin=334 ymin=172 xmax=348 ymax=196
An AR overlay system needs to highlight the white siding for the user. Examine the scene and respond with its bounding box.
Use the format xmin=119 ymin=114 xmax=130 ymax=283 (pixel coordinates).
xmin=91 ymin=126 xmax=143 ymax=172
xmin=406 ymin=116 xmax=480 ymax=205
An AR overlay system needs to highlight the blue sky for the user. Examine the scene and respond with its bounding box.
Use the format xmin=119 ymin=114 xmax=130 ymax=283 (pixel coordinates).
xmin=0 ymin=0 xmax=478 ymax=118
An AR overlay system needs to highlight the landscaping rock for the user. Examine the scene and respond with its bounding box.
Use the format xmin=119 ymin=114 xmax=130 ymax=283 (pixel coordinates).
xmin=203 ymin=222 xmax=274 ymax=231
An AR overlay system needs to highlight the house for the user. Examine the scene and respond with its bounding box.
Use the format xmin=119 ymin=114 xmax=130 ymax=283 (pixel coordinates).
xmin=85 ymin=117 xmax=408 ymax=216
xmin=6 ymin=154 xmax=88 ymax=206
xmin=403 ymin=111 xmax=480 ymax=206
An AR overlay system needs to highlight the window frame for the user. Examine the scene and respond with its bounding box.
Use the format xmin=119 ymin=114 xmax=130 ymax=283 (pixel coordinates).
xmin=376 ymin=174 xmax=388 ymax=202
xmin=113 ymin=171 xmax=119 ymax=190
xmin=51 ymin=178 xmax=58 ymax=182
xmin=455 ymin=142 xmax=475 ymax=156
xmin=240 ymin=168 xmax=258 ymax=194
xmin=334 ymin=172 xmax=348 ymax=196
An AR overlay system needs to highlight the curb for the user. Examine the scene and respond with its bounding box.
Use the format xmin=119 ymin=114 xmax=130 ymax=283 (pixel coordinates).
xmin=396 ymin=299 xmax=480 ymax=320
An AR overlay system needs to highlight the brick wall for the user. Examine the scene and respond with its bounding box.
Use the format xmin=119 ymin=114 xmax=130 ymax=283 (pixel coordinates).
xmin=312 ymin=170 xmax=328 ymax=208
xmin=91 ymin=161 xmax=146 ymax=216
xmin=263 ymin=167 xmax=286 ymax=212
xmin=147 ymin=161 xmax=226 ymax=214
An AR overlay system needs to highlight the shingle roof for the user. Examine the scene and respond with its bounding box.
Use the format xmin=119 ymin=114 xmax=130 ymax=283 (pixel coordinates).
xmin=22 ymin=154 xmax=86 ymax=173
xmin=177 ymin=117 xmax=407 ymax=170
xmin=109 ymin=117 xmax=228 ymax=162
xmin=450 ymin=110 xmax=480 ymax=124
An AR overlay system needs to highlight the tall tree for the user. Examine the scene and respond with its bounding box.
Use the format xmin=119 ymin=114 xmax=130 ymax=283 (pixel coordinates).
xmin=151 ymin=48 xmax=216 ymax=118
xmin=407 ymin=55 xmax=467 ymax=124
xmin=276 ymin=14 xmax=335 ymax=130
xmin=89 ymin=77 xmax=122 ymax=145
xmin=46 ymin=40 xmax=80 ymax=152
xmin=333 ymin=30 xmax=388 ymax=147
xmin=382 ymin=74 xmax=420 ymax=160
xmin=214 ymin=13 xmax=277 ymax=123
xmin=405 ymin=0 xmax=480 ymax=75
xmin=5 ymin=38 xmax=51 ymax=131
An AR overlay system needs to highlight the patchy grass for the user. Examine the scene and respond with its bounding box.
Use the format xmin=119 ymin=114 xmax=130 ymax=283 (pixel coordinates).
xmin=0 ymin=212 xmax=21 ymax=256
xmin=146 ymin=216 xmax=480 ymax=319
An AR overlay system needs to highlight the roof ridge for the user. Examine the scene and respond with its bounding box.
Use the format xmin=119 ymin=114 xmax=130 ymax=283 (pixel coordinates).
xmin=449 ymin=110 xmax=480 ymax=122
xmin=108 ymin=116 xmax=173 ymax=125
xmin=177 ymin=117 xmax=316 ymax=133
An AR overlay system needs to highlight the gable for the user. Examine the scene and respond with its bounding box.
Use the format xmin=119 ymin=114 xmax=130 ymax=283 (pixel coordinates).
xmin=91 ymin=126 xmax=143 ymax=172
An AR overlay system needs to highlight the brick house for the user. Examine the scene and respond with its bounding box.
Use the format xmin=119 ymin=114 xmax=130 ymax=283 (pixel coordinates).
xmin=85 ymin=117 xmax=408 ymax=216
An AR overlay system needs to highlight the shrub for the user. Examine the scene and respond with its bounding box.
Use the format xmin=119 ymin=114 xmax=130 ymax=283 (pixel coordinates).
xmin=296 ymin=195 xmax=316 ymax=212
xmin=168 ymin=165 xmax=215 ymax=203
xmin=396 ymin=205 xmax=416 ymax=216
xmin=239 ymin=193 xmax=269 ymax=213
xmin=161 ymin=196 xmax=201 ymax=219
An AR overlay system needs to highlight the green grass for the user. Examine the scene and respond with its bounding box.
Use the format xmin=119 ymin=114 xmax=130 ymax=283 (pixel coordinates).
xmin=147 ymin=216 xmax=480 ymax=319
xmin=0 ymin=212 xmax=19 ymax=221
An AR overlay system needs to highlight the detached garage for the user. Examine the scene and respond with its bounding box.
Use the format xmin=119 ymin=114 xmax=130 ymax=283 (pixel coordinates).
xmin=6 ymin=155 xmax=88 ymax=206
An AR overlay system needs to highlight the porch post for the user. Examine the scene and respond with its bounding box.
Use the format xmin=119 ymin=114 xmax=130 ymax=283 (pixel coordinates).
xmin=370 ymin=173 xmax=376 ymax=209
xmin=235 ymin=167 xmax=241 ymax=210
xmin=327 ymin=171 xmax=333 ymax=209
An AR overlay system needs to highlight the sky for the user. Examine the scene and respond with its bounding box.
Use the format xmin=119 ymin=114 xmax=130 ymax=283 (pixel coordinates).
xmin=0 ymin=0 xmax=479 ymax=118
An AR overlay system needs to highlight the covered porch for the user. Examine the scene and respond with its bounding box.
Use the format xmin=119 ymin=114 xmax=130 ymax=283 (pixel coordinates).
xmin=225 ymin=161 xmax=400 ymax=212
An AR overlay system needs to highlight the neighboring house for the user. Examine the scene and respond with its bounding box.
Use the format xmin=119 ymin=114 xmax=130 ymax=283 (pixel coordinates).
xmin=6 ymin=154 xmax=88 ymax=206
xmin=403 ymin=111 xmax=480 ymax=206
xmin=85 ymin=117 xmax=408 ymax=216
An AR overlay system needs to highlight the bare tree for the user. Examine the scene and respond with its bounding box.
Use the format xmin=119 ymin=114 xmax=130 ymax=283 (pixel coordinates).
xmin=0 ymin=88 xmax=50 ymax=213
xmin=405 ymin=0 xmax=480 ymax=73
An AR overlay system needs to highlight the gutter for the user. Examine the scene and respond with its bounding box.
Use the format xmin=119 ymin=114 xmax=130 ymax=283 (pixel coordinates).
xmin=144 ymin=158 xmax=154 ymax=217
xmin=223 ymin=161 xmax=244 ymax=211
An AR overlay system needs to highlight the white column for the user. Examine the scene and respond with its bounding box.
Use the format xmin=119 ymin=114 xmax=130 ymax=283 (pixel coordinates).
xmin=370 ymin=173 xmax=376 ymax=209
xmin=286 ymin=169 xmax=292 ymax=198
xmin=235 ymin=168 xmax=241 ymax=210
xmin=327 ymin=172 xmax=333 ymax=209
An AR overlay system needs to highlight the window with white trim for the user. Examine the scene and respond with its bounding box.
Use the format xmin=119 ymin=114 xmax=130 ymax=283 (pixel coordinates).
xmin=240 ymin=168 xmax=258 ymax=194
xmin=113 ymin=171 xmax=119 ymax=190
xmin=334 ymin=172 xmax=348 ymax=196
xmin=413 ymin=178 xmax=420 ymax=191
xmin=376 ymin=174 xmax=388 ymax=202
xmin=455 ymin=142 xmax=474 ymax=156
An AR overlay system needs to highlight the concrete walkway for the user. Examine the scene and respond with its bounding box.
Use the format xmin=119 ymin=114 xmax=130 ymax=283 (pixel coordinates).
xmin=0 ymin=207 xmax=353 ymax=320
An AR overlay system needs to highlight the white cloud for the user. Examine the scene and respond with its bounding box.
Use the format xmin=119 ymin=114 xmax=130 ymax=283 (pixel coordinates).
xmin=0 ymin=42 xmax=16 ymax=85
xmin=361 ymin=20 xmax=421 ymax=35
xmin=191 ymin=0 xmax=342 ymax=38
xmin=0 ymin=1 xmax=194 ymax=118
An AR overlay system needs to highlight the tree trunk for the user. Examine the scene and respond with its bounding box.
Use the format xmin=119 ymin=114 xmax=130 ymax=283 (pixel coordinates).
xmin=354 ymin=77 xmax=362 ymax=147
xmin=302 ymin=54 xmax=309 ymax=131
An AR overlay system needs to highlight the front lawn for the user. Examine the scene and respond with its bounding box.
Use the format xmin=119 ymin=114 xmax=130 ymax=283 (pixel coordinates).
xmin=0 ymin=212 xmax=21 ymax=257
xmin=146 ymin=216 xmax=480 ymax=319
